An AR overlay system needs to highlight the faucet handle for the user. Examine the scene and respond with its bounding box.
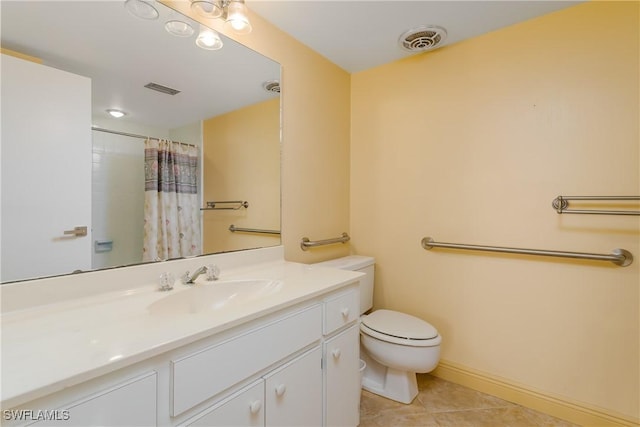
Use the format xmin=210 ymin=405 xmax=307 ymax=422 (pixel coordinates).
xmin=206 ymin=264 xmax=220 ymax=281
xmin=158 ymin=272 xmax=175 ymax=291
xmin=181 ymin=271 xmax=191 ymax=285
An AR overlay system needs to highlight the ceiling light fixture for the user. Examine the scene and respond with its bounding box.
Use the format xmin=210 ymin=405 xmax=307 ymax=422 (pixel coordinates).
xmin=190 ymin=0 xmax=252 ymax=35
xmin=196 ymin=25 xmax=224 ymax=50
xmin=165 ymin=19 xmax=195 ymax=37
xmin=106 ymin=109 xmax=127 ymax=118
xmin=124 ymin=0 xmax=159 ymax=20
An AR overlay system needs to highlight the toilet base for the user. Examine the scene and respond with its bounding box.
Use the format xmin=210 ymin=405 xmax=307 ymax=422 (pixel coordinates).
xmin=360 ymin=351 xmax=418 ymax=404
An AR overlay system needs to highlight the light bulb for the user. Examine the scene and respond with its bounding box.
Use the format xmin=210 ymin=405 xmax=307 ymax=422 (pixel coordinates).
xmin=196 ymin=26 xmax=223 ymax=50
xmin=191 ymin=0 xmax=223 ymax=19
xmin=106 ymin=109 xmax=127 ymax=118
xmin=224 ymin=0 xmax=252 ymax=34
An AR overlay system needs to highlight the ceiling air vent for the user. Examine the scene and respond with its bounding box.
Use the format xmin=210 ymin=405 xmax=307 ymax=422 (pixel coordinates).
xmin=398 ymin=26 xmax=447 ymax=52
xmin=144 ymin=82 xmax=181 ymax=95
xmin=262 ymin=80 xmax=280 ymax=94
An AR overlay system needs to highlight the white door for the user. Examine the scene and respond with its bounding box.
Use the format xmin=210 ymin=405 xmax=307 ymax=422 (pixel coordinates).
xmin=1 ymin=54 xmax=92 ymax=282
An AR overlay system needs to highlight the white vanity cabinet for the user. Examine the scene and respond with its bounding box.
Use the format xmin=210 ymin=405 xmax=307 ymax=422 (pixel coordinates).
xmin=4 ymin=278 xmax=361 ymax=427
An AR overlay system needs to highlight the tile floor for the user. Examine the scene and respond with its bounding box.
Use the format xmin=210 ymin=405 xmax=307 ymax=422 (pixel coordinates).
xmin=359 ymin=374 xmax=580 ymax=427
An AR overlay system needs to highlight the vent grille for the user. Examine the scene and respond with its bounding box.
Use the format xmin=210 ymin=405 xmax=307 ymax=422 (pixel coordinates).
xmin=399 ymin=26 xmax=447 ymax=52
xmin=262 ymin=80 xmax=280 ymax=94
xmin=144 ymin=82 xmax=181 ymax=95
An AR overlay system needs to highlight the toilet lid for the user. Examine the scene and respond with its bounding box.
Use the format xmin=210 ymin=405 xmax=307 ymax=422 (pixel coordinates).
xmin=361 ymin=309 xmax=438 ymax=340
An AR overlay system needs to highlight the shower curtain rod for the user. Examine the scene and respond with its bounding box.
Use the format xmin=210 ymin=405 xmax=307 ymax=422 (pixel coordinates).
xmin=91 ymin=126 xmax=198 ymax=148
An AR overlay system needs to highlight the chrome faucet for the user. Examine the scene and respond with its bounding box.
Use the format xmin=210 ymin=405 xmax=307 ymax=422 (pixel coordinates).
xmin=182 ymin=265 xmax=220 ymax=285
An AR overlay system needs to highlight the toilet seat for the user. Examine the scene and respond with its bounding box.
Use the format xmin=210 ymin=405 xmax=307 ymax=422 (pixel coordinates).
xmin=361 ymin=309 xmax=440 ymax=347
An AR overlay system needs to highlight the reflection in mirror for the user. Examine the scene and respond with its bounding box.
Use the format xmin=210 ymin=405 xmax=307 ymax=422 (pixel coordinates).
xmin=0 ymin=1 xmax=281 ymax=283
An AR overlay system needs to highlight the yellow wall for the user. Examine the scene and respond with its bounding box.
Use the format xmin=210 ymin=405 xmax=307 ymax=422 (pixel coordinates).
xmin=202 ymin=98 xmax=281 ymax=253
xmin=351 ymin=1 xmax=639 ymax=423
xmin=165 ymin=0 xmax=638 ymax=422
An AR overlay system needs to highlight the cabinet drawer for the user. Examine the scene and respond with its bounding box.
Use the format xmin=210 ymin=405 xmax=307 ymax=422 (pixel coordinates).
xmin=172 ymin=304 xmax=322 ymax=416
xmin=324 ymin=289 xmax=359 ymax=335
xmin=184 ymin=379 xmax=264 ymax=427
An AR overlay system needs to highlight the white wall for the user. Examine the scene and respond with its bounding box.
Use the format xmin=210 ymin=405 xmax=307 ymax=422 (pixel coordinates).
xmin=90 ymin=117 xmax=201 ymax=270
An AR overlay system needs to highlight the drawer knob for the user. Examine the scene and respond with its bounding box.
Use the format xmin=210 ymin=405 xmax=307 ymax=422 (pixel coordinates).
xmin=249 ymin=400 xmax=262 ymax=414
xmin=341 ymin=308 xmax=350 ymax=318
xmin=275 ymin=384 xmax=287 ymax=397
xmin=332 ymin=348 xmax=341 ymax=359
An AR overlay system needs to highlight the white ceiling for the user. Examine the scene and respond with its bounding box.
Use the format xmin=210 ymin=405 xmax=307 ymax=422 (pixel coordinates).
xmin=1 ymin=1 xmax=280 ymax=130
xmin=249 ymin=0 xmax=584 ymax=73
xmin=1 ymin=1 xmax=583 ymax=129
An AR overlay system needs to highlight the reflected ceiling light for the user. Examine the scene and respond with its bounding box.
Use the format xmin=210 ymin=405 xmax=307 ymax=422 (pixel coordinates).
xmin=190 ymin=0 xmax=252 ymax=35
xmin=106 ymin=109 xmax=127 ymax=118
xmin=224 ymin=0 xmax=252 ymax=34
xmin=196 ymin=25 xmax=224 ymax=50
xmin=165 ymin=19 xmax=195 ymax=37
xmin=124 ymin=0 xmax=159 ymax=20
xmin=191 ymin=0 xmax=223 ymax=19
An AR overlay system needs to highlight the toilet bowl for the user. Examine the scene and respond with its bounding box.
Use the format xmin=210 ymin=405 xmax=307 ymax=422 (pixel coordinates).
xmin=312 ymin=256 xmax=441 ymax=404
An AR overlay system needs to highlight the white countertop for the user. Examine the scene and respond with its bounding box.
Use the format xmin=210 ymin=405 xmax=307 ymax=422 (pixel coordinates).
xmin=0 ymin=258 xmax=361 ymax=409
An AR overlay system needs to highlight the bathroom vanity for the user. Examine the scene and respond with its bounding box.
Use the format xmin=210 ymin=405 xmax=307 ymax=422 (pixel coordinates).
xmin=1 ymin=247 xmax=362 ymax=426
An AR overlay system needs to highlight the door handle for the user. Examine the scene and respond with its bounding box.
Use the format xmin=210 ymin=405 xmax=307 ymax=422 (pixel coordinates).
xmin=64 ymin=226 xmax=87 ymax=237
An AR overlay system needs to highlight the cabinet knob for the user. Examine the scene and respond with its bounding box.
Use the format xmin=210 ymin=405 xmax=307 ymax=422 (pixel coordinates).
xmin=332 ymin=348 xmax=341 ymax=359
xmin=249 ymin=400 xmax=262 ymax=414
xmin=275 ymin=384 xmax=287 ymax=397
xmin=341 ymin=308 xmax=350 ymax=318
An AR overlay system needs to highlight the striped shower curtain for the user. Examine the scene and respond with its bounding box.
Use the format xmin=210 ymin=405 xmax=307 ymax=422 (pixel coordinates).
xmin=142 ymin=138 xmax=201 ymax=262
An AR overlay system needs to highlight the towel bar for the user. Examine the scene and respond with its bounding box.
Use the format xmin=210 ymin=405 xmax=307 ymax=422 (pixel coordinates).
xmin=422 ymin=237 xmax=633 ymax=267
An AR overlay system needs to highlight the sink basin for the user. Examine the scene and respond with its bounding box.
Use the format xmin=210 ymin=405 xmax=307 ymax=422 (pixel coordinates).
xmin=148 ymin=279 xmax=283 ymax=315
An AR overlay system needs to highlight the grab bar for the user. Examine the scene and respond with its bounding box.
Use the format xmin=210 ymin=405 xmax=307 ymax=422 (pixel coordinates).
xmin=301 ymin=232 xmax=350 ymax=251
xmin=229 ymin=224 xmax=281 ymax=235
xmin=201 ymin=201 xmax=249 ymax=210
xmin=421 ymin=237 xmax=633 ymax=267
xmin=552 ymin=196 xmax=640 ymax=216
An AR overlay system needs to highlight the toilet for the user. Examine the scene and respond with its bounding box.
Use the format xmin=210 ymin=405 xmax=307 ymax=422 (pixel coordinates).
xmin=313 ymin=255 xmax=441 ymax=404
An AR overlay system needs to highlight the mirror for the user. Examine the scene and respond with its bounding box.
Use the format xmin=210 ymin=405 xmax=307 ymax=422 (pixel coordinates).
xmin=0 ymin=1 xmax=281 ymax=283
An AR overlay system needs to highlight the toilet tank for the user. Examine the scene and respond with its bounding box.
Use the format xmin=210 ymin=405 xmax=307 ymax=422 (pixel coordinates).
xmin=313 ymin=255 xmax=375 ymax=314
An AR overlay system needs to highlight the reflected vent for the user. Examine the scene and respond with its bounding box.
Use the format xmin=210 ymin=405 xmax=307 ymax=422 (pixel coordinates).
xmin=144 ymin=82 xmax=181 ymax=95
xmin=262 ymin=80 xmax=280 ymax=94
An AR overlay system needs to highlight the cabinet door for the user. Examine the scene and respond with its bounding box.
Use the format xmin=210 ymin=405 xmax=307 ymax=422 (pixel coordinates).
xmin=325 ymin=325 xmax=360 ymax=427
xmin=264 ymin=347 xmax=322 ymax=427
xmin=29 ymin=372 xmax=157 ymax=426
xmin=185 ymin=380 xmax=264 ymax=427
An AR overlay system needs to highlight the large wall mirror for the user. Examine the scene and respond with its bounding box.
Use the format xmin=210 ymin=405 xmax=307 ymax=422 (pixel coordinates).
xmin=0 ymin=1 xmax=281 ymax=283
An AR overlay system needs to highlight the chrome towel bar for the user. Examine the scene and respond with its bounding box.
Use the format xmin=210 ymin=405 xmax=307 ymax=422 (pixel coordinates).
xmin=301 ymin=232 xmax=350 ymax=251
xmin=201 ymin=201 xmax=249 ymax=210
xmin=229 ymin=224 xmax=281 ymax=235
xmin=421 ymin=237 xmax=633 ymax=267
xmin=552 ymin=196 xmax=640 ymax=216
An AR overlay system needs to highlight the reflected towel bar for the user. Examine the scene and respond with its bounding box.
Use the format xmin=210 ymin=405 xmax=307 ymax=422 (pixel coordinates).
xmin=201 ymin=201 xmax=249 ymax=210
xmin=229 ymin=224 xmax=281 ymax=235
xmin=552 ymin=196 xmax=640 ymax=216
xmin=301 ymin=232 xmax=350 ymax=251
xmin=421 ymin=237 xmax=633 ymax=267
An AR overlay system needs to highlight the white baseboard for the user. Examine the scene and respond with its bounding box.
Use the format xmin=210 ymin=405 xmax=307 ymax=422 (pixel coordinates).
xmin=431 ymin=360 xmax=639 ymax=427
